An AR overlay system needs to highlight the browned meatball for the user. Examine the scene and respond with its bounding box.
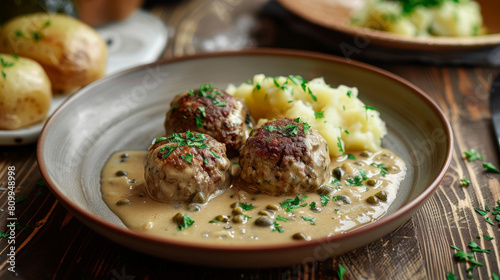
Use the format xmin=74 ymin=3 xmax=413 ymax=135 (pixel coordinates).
xmin=239 ymin=118 xmax=330 ymax=196
xmin=164 ymin=84 xmax=252 ymax=154
xmin=144 ymin=132 xmax=231 ymax=203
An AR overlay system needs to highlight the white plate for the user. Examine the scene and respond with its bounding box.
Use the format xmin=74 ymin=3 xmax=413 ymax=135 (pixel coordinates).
xmin=0 ymin=9 xmax=167 ymax=145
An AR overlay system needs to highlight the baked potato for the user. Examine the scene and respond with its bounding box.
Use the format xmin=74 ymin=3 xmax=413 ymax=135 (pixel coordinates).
xmin=0 ymin=13 xmax=107 ymax=93
xmin=0 ymin=53 xmax=52 ymax=130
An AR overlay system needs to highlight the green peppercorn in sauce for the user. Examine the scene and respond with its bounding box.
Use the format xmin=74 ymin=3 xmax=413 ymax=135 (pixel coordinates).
xmin=101 ymin=149 xmax=406 ymax=245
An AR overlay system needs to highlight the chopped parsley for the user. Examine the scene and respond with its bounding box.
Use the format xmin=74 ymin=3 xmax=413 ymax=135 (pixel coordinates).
xmin=320 ymin=194 xmax=330 ymax=206
xmin=464 ymin=149 xmax=483 ymax=162
xmin=469 ymin=241 xmax=491 ymax=253
xmin=273 ymin=77 xmax=280 ymax=87
xmin=195 ymin=116 xmax=204 ymax=128
xmin=302 ymin=121 xmax=311 ymax=135
xmin=239 ymin=203 xmax=255 ymax=211
xmin=280 ymin=194 xmax=308 ymax=213
xmin=0 ymin=57 xmax=15 ymax=79
xmin=272 ymin=221 xmax=284 ymax=232
xmin=485 ymin=217 xmax=495 ymax=225
xmin=346 ymin=90 xmax=352 ymax=98
xmin=213 ymin=99 xmax=226 ymax=107
xmin=483 ymin=162 xmax=500 ymax=173
xmin=198 ymin=106 xmax=206 ymax=117
xmin=209 ymin=149 xmax=220 ymax=158
xmin=450 ymin=245 xmax=484 ymax=267
xmin=336 ymin=137 xmax=344 ymax=153
xmin=276 ymin=215 xmax=289 ymax=222
xmin=181 ymin=153 xmax=193 ymax=163
xmin=154 ymin=137 xmax=167 ymax=143
xmin=359 ymin=169 xmax=369 ymax=180
xmin=155 ymin=132 xmax=209 ymax=159
xmin=331 ymin=178 xmax=341 ymax=185
xmin=314 ymin=111 xmax=325 ymax=119
xmin=309 ymin=202 xmax=317 ymax=210
xmin=284 ymin=124 xmax=298 ymax=136
xmin=332 ymin=195 xmax=351 ymax=204
xmin=474 ymin=207 xmax=488 ymax=216
xmin=337 ymin=264 xmax=346 ymax=280
xmin=370 ymin=163 xmax=388 ymax=177
xmin=177 ymin=215 xmax=195 ymax=231
xmin=346 ymin=176 xmax=363 ymax=187
xmin=460 ymin=177 xmax=470 ymax=187
xmin=301 ymin=216 xmax=316 ymax=225
xmin=264 ymin=125 xmax=279 ymax=133
xmin=347 ymin=154 xmax=356 ymax=160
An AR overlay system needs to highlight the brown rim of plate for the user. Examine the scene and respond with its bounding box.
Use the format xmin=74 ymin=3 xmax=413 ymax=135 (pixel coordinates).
xmin=277 ymin=0 xmax=500 ymax=51
xmin=37 ymin=48 xmax=453 ymax=253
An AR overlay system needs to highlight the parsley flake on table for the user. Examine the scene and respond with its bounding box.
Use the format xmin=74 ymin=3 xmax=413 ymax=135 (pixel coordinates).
xmin=460 ymin=177 xmax=470 ymax=187
xmin=337 ymin=264 xmax=346 ymax=280
xmin=451 ymin=246 xmax=484 ymax=267
xmin=446 ymin=272 xmax=456 ymax=280
xmin=464 ymin=148 xmax=483 ymax=162
xmin=485 ymin=217 xmax=495 ymax=225
xmin=469 ymin=241 xmax=491 ymax=253
xmin=483 ymin=162 xmax=500 ymax=173
xmin=474 ymin=207 xmax=489 ymax=216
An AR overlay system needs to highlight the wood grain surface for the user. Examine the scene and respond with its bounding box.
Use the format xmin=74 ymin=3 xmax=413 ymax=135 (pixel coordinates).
xmin=1 ymin=0 xmax=500 ymax=279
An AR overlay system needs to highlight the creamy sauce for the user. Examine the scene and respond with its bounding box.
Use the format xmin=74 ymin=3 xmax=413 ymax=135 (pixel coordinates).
xmin=101 ymin=149 xmax=406 ymax=245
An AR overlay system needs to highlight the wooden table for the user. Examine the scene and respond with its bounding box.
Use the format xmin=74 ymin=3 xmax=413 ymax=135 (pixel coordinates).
xmin=1 ymin=0 xmax=500 ymax=279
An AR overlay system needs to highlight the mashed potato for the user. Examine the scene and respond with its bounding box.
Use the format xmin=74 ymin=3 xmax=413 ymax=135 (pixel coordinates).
xmin=352 ymin=0 xmax=483 ymax=37
xmin=226 ymin=74 xmax=386 ymax=157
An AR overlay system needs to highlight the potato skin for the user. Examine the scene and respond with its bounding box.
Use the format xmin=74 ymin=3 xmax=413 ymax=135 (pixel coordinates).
xmin=0 ymin=54 xmax=52 ymax=130
xmin=0 ymin=13 xmax=107 ymax=93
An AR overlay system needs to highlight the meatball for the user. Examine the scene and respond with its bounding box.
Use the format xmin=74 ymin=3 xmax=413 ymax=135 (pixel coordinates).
xmin=164 ymin=84 xmax=252 ymax=154
xmin=239 ymin=118 xmax=330 ymax=196
xmin=144 ymin=132 xmax=231 ymax=203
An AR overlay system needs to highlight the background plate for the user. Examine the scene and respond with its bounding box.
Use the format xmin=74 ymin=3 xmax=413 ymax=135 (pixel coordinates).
xmin=37 ymin=49 xmax=453 ymax=267
xmin=277 ymin=0 xmax=500 ymax=51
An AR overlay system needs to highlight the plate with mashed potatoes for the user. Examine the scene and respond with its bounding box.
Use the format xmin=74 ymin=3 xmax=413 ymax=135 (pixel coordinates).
xmin=277 ymin=0 xmax=500 ymax=50
xmin=37 ymin=49 xmax=453 ymax=267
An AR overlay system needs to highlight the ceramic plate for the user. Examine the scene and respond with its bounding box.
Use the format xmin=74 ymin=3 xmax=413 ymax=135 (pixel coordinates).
xmin=0 ymin=10 xmax=167 ymax=145
xmin=277 ymin=0 xmax=500 ymax=51
xmin=37 ymin=49 xmax=453 ymax=267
